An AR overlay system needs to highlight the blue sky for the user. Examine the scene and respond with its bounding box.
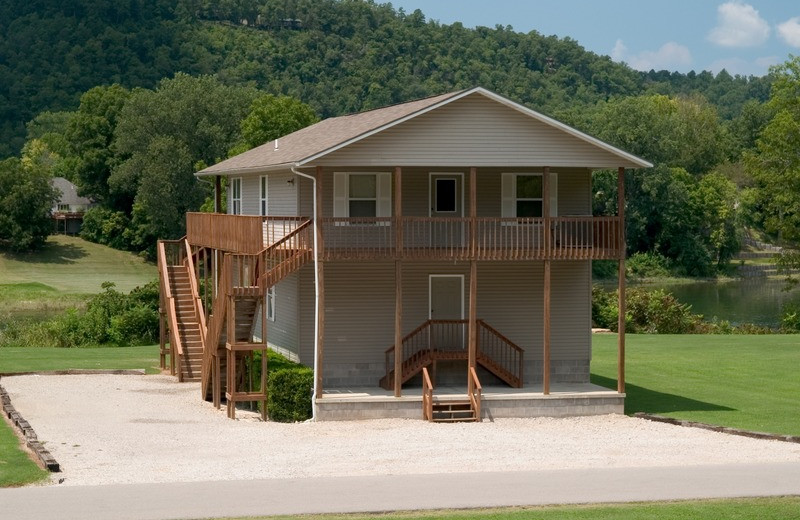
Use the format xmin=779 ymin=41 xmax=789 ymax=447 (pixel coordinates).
xmin=389 ymin=0 xmax=800 ymax=76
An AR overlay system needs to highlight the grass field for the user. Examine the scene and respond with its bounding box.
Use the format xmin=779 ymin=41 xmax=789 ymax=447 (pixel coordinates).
xmin=0 ymin=234 xmax=155 ymax=294
xmin=0 ymin=345 xmax=161 ymax=374
xmin=591 ymin=333 xmax=800 ymax=436
xmin=219 ymin=497 xmax=800 ymax=520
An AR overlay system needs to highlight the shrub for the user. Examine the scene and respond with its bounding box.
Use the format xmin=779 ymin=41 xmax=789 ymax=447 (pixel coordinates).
xmin=591 ymin=285 xmax=618 ymax=328
xmin=80 ymin=207 xmax=132 ymax=250
xmin=267 ymin=367 xmax=313 ymax=422
xmin=626 ymin=287 xmax=699 ymax=333
xmin=781 ymin=304 xmax=800 ymax=332
xmin=626 ymin=252 xmax=672 ymax=278
xmin=592 ymin=260 xmax=618 ymax=280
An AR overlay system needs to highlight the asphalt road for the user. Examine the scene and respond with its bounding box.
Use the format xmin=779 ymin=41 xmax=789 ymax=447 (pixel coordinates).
xmin=2 ymin=462 xmax=799 ymax=520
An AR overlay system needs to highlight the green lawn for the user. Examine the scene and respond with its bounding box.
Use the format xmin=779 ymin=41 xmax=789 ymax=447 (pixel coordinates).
xmin=215 ymin=497 xmax=800 ymax=520
xmin=0 ymin=345 xmax=161 ymax=374
xmin=0 ymin=234 xmax=155 ymax=294
xmin=592 ymin=334 xmax=800 ymax=435
xmin=0 ymin=416 xmax=49 ymax=487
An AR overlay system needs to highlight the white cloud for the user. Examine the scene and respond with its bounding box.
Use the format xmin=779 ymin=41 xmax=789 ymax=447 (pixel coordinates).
xmin=755 ymin=55 xmax=780 ymax=69
xmin=610 ymin=39 xmax=627 ymax=61
xmin=612 ymin=41 xmax=692 ymax=71
xmin=708 ymin=1 xmax=770 ymax=47
xmin=777 ymin=17 xmax=800 ymax=47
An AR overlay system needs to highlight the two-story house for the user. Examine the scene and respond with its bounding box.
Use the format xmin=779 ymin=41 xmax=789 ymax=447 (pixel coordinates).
xmin=157 ymin=87 xmax=651 ymax=421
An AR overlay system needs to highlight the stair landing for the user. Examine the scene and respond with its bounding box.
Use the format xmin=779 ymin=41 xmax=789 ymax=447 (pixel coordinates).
xmin=317 ymin=383 xmax=624 ymax=421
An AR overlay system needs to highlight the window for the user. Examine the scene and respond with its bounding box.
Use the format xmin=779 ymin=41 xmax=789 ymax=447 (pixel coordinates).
xmin=333 ymin=172 xmax=392 ymax=219
xmin=515 ymin=175 xmax=543 ymax=217
xmin=501 ymin=172 xmax=558 ymax=219
xmin=348 ymin=174 xmax=377 ymax=217
xmin=435 ymin=178 xmax=457 ymax=212
xmin=230 ymin=177 xmax=242 ymax=215
xmin=259 ymin=176 xmax=268 ymax=216
xmin=266 ymin=286 xmax=275 ymax=321
xmin=57 ymin=204 xmax=70 ymax=212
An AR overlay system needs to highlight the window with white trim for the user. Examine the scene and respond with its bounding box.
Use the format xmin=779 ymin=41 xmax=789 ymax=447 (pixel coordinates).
xmin=501 ymin=172 xmax=558 ymax=219
xmin=259 ymin=175 xmax=268 ymax=216
xmin=333 ymin=172 xmax=392 ymax=219
xmin=230 ymin=177 xmax=242 ymax=215
xmin=266 ymin=286 xmax=275 ymax=321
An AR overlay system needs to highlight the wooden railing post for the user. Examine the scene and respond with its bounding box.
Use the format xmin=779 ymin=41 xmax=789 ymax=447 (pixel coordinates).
xmin=543 ymin=259 xmax=551 ymax=395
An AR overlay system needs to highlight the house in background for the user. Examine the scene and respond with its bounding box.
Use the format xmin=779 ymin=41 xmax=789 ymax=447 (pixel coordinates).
xmin=157 ymin=87 xmax=651 ymax=422
xmin=51 ymin=177 xmax=93 ymax=235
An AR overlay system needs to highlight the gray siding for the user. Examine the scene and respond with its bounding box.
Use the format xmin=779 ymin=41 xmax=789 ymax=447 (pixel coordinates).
xmin=252 ymin=272 xmax=300 ymax=359
xmin=316 ymin=93 xmax=637 ymax=168
xmin=228 ymin=171 xmax=298 ymax=216
xmin=298 ymin=259 xmax=591 ymax=387
xmin=300 ymin=167 xmax=591 ymax=218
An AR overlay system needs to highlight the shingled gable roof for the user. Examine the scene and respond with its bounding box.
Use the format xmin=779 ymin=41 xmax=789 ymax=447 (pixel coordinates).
xmin=196 ymin=87 xmax=652 ymax=176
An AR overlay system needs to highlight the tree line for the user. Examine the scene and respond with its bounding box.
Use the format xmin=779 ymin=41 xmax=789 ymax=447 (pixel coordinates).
xmin=1 ymin=0 xmax=798 ymax=278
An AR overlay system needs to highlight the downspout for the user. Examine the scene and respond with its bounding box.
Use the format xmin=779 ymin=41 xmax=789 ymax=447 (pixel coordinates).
xmin=291 ymin=166 xmax=320 ymax=421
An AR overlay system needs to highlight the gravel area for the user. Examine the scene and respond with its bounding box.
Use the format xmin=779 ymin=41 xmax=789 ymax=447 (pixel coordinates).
xmin=4 ymin=374 xmax=800 ymax=487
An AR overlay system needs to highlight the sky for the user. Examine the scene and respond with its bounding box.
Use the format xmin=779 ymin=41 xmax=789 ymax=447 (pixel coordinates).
xmin=389 ymin=0 xmax=800 ymax=77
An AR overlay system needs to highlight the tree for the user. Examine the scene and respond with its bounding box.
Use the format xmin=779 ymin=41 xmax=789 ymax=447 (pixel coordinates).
xmin=690 ymin=172 xmax=740 ymax=268
xmin=237 ymin=94 xmax=319 ymax=152
xmin=590 ymin=94 xmax=728 ymax=175
xmin=65 ymin=84 xmax=131 ymax=206
xmin=746 ymin=57 xmax=800 ymax=243
xmin=0 ymin=157 xmax=59 ymax=251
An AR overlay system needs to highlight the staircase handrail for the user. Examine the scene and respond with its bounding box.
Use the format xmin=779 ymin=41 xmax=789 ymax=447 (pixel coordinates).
xmin=468 ymin=366 xmax=482 ymax=421
xmin=157 ymin=241 xmax=184 ymax=378
xmin=201 ymin=253 xmax=231 ymax=399
xmin=183 ymin=239 xmax=207 ymax=356
xmin=422 ymin=366 xmax=433 ymax=421
xmin=259 ymin=219 xmax=313 ymax=289
xmin=477 ymin=319 xmax=524 ymax=387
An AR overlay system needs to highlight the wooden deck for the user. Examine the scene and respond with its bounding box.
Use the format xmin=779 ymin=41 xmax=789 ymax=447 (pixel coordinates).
xmin=186 ymin=213 xmax=623 ymax=261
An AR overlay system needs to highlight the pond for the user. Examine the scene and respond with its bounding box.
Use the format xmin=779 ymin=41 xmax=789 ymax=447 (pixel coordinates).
xmin=630 ymin=278 xmax=800 ymax=328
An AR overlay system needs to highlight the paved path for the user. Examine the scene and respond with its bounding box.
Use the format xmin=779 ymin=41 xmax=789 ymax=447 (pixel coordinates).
xmin=2 ymin=462 xmax=799 ymax=520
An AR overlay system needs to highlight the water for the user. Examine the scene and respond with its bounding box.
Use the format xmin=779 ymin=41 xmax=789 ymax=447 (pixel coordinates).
xmin=630 ymin=279 xmax=800 ymax=328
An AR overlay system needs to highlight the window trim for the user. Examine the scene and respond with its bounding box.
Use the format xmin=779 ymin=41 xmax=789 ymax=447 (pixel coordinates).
xmin=266 ymin=286 xmax=275 ymax=321
xmin=515 ymin=173 xmax=544 ymax=218
xmin=501 ymin=171 xmax=558 ymax=223
xmin=259 ymin=175 xmax=268 ymax=216
xmin=230 ymin=177 xmax=242 ymax=215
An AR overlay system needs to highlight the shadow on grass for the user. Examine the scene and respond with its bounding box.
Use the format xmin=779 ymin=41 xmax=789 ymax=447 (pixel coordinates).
xmin=591 ymin=374 xmax=735 ymax=415
xmin=2 ymin=240 xmax=87 ymax=264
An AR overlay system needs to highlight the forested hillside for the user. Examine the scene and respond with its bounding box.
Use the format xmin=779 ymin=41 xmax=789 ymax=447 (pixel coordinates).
xmin=1 ymin=0 xmax=771 ymax=157
xmin=3 ymin=0 xmax=798 ymax=279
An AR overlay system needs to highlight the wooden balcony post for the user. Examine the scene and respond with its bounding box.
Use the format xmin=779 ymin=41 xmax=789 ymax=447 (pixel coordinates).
xmin=394 ymin=261 xmax=403 ymax=396
xmin=214 ymin=175 xmax=221 ymax=213
xmin=617 ymin=166 xmax=626 ymax=394
xmin=543 ymin=259 xmax=551 ymax=395
xmin=543 ymin=166 xmax=550 ymax=256
xmin=469 ymin=167 xmax=477 ymax=257
xmin=316 ymin=166 xmax=325 ymax=398
xmin=394 ymin=166 xmax=403 ymax=256
xmin=468 ymin=260 xmax=477 ymax=380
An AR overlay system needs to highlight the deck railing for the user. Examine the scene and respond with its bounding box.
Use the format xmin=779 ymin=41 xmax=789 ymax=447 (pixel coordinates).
xmin=188 ymin=213 xmax=622 ymax=261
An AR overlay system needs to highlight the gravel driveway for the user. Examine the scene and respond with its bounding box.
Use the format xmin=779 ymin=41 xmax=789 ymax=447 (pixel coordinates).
xmin=4 ymin=374 xmax=800 ymax=487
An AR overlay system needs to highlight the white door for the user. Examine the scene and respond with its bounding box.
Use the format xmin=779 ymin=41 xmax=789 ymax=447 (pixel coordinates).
xmin=429 ymin=275 xmax=465 ymax=350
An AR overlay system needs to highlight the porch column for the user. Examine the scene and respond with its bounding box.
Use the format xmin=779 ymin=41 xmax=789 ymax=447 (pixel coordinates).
xmin=468 ymin=167 xmax=478 ymax=381
xmin=394 ymin=167 xmax=403 ymax=396
xmin=617 ymin=166 xmax=626 ymax=394
xmin=542 ymin=167 xmax=551 ymax=395
xmin=315 ymin=166 xmax=326 ymax=399
xmin=214 ymin=175 xmax=222 ymax=213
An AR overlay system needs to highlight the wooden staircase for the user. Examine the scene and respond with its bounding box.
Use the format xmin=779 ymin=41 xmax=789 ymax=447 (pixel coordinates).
xmin=167 ymin=264 xmax=203 ymax=381
xmin=379 ymin=319 xmax=524 ymax=390
xmin=421 ymin=366 xmax=482 ymax=423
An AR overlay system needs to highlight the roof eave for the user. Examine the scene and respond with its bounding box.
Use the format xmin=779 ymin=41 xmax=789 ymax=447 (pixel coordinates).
xmin=195 ymin=162 xmax=297 ymax=177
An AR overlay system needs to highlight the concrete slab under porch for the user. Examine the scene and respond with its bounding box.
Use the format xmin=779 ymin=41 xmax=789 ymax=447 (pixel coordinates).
xmin=317 ymin=383 xmax=624 ymax=421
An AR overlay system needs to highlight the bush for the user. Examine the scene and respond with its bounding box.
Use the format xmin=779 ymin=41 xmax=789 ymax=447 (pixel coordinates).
xmin=626 ymin=252 xmax=672 ymax=278
xmin=626 ymin=288 xmax=698 ymax=333
xmin=591 ymin=285 xmax=618 ymax=328
xmin=80 ymin=207 xmax=132 ymax=250
xmin=592 ymin=260 xmax=618 ymax=280
xmin=0 ymin=280 xmax=159 ymax=348
xmin=268 ymin=367 xmax=313 ymax=422
xmin=781 ymin=304 xmax=800 ymax=332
